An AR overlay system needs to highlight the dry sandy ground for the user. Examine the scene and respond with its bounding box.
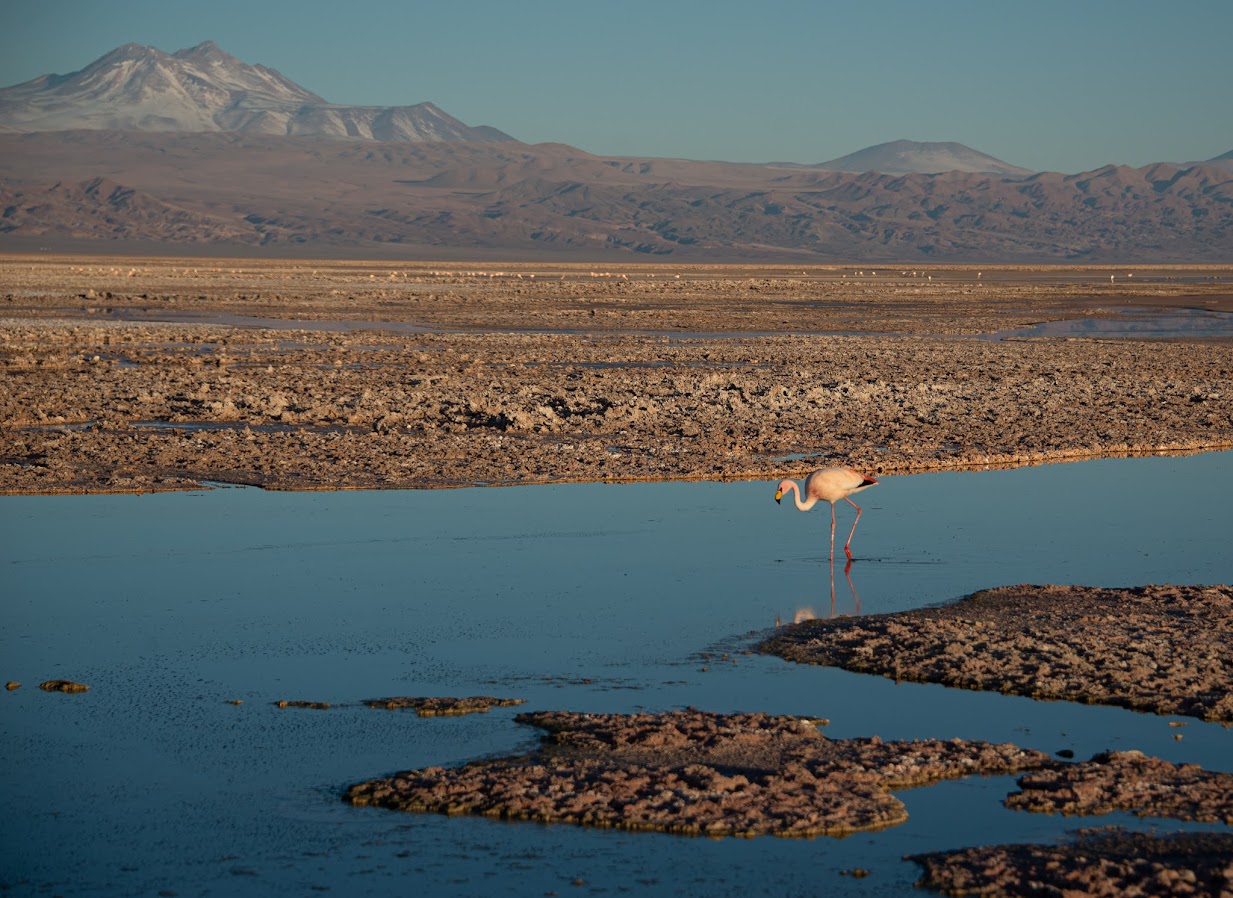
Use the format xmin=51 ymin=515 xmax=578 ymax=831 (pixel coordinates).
xmin=2 ymin=256 xmax=1232 ymax=493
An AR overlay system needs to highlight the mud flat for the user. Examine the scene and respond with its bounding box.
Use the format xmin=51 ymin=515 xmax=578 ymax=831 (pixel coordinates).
xmin=345 ymin=709 xmax=1052 ymax=837
xmin=3 ymin=256 xmax=1233 ymax=493
xmin=758 ymin=584 xmax=1233 ymax=722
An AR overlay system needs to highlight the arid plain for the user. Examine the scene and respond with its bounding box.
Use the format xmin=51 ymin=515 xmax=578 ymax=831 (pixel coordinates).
xmin=2 ymin=256 xmax=1232 ymax=494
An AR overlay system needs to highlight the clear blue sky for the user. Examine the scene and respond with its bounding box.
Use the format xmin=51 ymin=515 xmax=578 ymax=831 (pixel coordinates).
xmin=2 ymin=0 xmax=1229 ymax=173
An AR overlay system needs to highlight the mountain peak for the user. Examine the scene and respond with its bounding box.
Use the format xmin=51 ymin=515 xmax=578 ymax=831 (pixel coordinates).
xmin=172 ymin=40 xmax=233 ymax=62
xmin=180 ymin=39 xmax=221 ymax=53
xmin=0 ymin=41 xmax=514 ymax=144
xmin=92 ymin=42 xmax=161 ymax=66
xmin=818 ymin=139 xmax=1033 ymax=176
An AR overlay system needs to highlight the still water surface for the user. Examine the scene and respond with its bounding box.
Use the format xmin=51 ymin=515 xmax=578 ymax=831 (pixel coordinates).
xmin=994 ymin=307 xmax=1233 ymax=340
xmin=3 ymin=452 xmax=1232 ymax=896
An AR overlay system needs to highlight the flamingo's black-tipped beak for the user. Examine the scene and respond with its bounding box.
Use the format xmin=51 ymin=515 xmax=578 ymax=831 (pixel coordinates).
xmin=774 ymin=489 xmax=783 ymax=504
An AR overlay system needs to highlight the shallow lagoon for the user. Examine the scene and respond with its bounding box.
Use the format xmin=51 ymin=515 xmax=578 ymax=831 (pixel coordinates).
xmin=3 ymin=451 xmax=1232 ymax=896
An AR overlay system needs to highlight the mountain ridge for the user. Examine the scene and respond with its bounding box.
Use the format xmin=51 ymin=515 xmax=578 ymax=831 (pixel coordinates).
xmin=0 ymin=42 xmax=1221 ymax=174
xmin=3 ymin=130 xmax=1229 ymax=261
xmin=0 ymin=42 xmax=1229 ymax=260
xmin=0 ymin=40 xmax=513 ymax=143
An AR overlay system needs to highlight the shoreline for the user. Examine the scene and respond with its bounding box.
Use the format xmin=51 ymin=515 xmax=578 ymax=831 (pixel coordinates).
xmin=5 ymin=257 xmax=1232 ymax=496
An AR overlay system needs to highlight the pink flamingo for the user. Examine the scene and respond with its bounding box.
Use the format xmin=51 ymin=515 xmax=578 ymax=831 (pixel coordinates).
xmin=775 ymin=467 xmax=879 ymax=560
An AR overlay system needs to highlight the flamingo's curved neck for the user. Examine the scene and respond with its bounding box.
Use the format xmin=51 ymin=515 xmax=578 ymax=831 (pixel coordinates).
xmin=785 ymin=480 xmax=817 ymax=512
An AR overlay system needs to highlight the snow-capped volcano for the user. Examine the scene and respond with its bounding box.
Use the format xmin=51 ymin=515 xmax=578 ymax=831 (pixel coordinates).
xmin=0 ymin=40 xmax=514 ymax=143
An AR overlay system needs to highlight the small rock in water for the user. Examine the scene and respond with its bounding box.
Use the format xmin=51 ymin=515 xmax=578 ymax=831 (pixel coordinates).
xmin=363 ymin=695 xmax=525 ymax=716
xmin=39 ymin=679 xmax=89 ymax=693
xmin=275 ymin=699 xmax=330 ymax=710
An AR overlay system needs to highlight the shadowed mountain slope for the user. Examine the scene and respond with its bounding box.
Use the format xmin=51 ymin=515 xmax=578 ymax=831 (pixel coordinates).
xmin=2 ymin=131 xmax=1230 ymax=260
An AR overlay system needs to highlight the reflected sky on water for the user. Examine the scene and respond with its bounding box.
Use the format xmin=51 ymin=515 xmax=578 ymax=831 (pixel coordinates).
xmin=2 ymin=451 xmax=1231 ymax=896
xmin=991 ymin=307 xmax=1233 ymax=340
xmin=94 ymin=301 xmax=1233 ymax=341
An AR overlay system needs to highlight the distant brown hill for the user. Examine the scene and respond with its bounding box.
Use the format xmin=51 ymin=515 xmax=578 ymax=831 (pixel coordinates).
xmin=0 ymin=175 xmax=255 ymax=242
xmin=3 ymin=131 xmax=1231 ymax=261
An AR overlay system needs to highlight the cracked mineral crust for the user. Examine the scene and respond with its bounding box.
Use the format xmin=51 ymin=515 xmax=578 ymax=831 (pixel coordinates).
xmin=4 ymin=259 xmax=1232 ymax=494
xmin=911 ymin=829 xmax=1233 ymax=898
xmin=758 ymin=584 xmax=1233 ymax=722
xmin=344 ymin=709 xmax=1052 ymax=837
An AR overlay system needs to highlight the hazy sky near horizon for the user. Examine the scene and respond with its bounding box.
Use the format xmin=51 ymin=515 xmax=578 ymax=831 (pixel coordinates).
xmin=2 ymin=0 xmax=1229 ymax=173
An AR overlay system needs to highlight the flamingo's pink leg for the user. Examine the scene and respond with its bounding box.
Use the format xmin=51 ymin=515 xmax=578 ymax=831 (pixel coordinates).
xmin=843 ymin=498 xmax=864 ymax=559
xmin=828 ymin=502 xmax=837 ymax=561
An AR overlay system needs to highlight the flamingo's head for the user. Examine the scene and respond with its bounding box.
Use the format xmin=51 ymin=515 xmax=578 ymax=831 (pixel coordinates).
xmin=773 ymin=479 xmax=792 ymax=504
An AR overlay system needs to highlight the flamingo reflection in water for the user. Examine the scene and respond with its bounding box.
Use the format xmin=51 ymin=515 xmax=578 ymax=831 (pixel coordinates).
xmin=773 ymin=466 xmax=876 ymax=625
xmin=781 ymin=558 xmax=863 ymax=624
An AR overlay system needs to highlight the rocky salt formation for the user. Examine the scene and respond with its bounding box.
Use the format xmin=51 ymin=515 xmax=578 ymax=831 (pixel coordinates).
xmin=917 ymin=745 xmax=1233 ymax=896
xmin=911 ymin=829 xmax=1233 ymax=897
xmin=1008 ymin=750 xmax=1233 ymax=824
xmin=759 ymin=584 xmax=1233 ymax=722
xmin=2 ymin=259 xmax=1232 ymax=494
xmin=38 ymin=679 xmax=89 ymax=693
xmin=363 ymin=696 xmax=526 ymax=715
xmin=345 ymin=709 xmax=1051 ymax=837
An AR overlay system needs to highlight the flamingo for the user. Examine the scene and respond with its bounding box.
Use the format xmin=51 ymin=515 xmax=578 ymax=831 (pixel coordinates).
xmin=775 ymin=467 xmax=879 ymax=560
